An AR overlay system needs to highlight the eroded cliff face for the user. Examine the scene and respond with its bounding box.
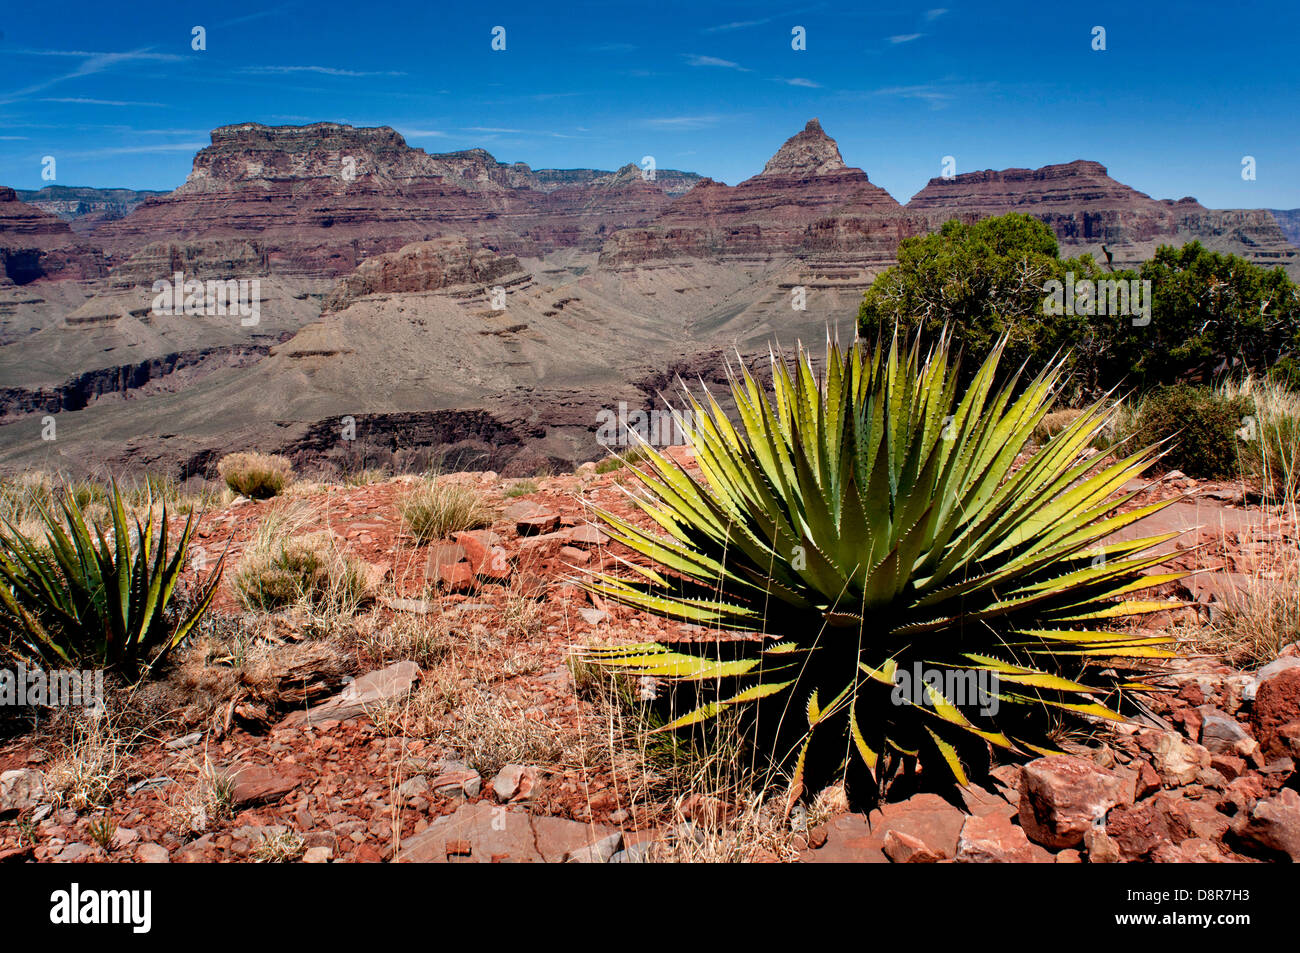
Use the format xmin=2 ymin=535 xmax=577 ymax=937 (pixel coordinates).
xmin=91 ymin=123 xmax=701 ymax=276
xmin=322 ymin=238 xmax=529 ymax=313
xmin=0 ymin=187 xmax=107 ymax=285
xmin=599 ymin=120 xmax=930 ymax=271
xmin=907 ymin=160 xmax=1298 ymax=272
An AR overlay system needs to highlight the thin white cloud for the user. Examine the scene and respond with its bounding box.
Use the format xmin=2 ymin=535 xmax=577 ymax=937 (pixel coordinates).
xmin=0 ymin=48 xmax=186 ymax=105
xmin=780 ymin=78 xmax=822 ymax=88
xmin=889 ymin=33 xmax=925 ymax=44
xmin=702 ymin=18 xmax=772 ymax=33
xmin=399 ymin=129 xmax=450 ymax=138
xmin=642 ymin=115 xmax=723 ymax=129
xmin=926 ymin=8 xmax=949 ymax=21
xmin=684 ymin=54 xmax=751 ymax=71
xmin=60 ymin=141 xmax=206 ymax=159
xmin=874 ymin=84 xmax=952 ymax=107
xmin=240 ymin=65 xmax=408 ymax=77
xmin=41 ymin=97 xmax=166 ymax=107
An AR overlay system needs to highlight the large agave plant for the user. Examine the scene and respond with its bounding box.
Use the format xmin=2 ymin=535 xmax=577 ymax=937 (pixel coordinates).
xmin=581 ymin=330 xmax=1184 ymax=795
xmin=0 ymin=481 xmax=224 ymax=680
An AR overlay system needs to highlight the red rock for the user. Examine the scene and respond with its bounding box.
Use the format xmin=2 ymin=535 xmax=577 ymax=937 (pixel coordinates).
xmin=425 ymin=542 xmax=466 ymax=575
xmin=1106 ymin=797 xmax=1193 ymax=862
xmin=680 ymin=794 xmax=736 ymax=827
xmin=476 ymin=546 xmax=512 ymax=582
xmin=1018 ymin=755 xmax=1127 ymax=849
xmin=490 ymin=765 xmax=540 ymax=803
xmin=1150 ymin=838 xmax=1231 ymax=863
xmin=955 ymin=813 xmax=1051 ymax=863
xmin=227 ymin=765 xmax=308 ymax=809
xmin=504 ymin=501 xmax=561 ymax=536
xmin=1252 ymin=667 xmax=1300 ymax=760
xmin=1083 ymin=828 xmax=1122 ymax=863
xmin=452 ymin=529 xmax=491 ymax=568
xmin=396 ymin=802 xmax=615 ymax=863
xmin=1209 ymin=752 xmax=1246 ymax=781
xmin=1136 ymin=729 xmax=1212 ymax=787
xmin=960 ymin=784 xmax=1017 ymax=819
xmin=563 ymin=525 xmax=609 ymax=548
xmin=883 ymin=829 xmax=942 ymax=863
xmin=1135 ymin=760 xmax=1162 ymax=799
xmin=867 ymin=793 xmax=966 ymax=860
xmin=799 ymin=814 xmax=887 ymax=863
xmin=0 ymin=187 xmax=106 ymax=283
xmin=1231 ymin=787 xmax=1300 ymax=861
xmin=1278 ymin=721 xmax=1300 ymax=760
xmin=1199 ymin=707 xmax=1257 ymax=757
xmin=438 ymin=561 xmax=476 ymax=592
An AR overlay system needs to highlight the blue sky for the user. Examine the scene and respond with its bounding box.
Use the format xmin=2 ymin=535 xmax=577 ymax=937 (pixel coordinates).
xmin=1 ymin=0 xmax=1297 ymax=208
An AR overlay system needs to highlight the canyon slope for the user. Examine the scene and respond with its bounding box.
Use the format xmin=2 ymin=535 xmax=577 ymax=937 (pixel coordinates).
xmin=0 ymin=119 xmax=1295 ymax=478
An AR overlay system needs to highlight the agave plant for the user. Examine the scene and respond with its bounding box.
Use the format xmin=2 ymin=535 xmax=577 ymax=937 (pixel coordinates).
xmin=581 ymin=330 xmax=1184 ymax=796
xmin=0 ymin=480 xmax=224 ymax=679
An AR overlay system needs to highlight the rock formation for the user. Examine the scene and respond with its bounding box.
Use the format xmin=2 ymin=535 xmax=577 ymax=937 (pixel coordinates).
xmin=600 ymin=119 xmax=928 ymax=272
xmin=93 ymin=123 xmax=701 ymax=276
xmin=322 ymin=238 xmax=528 ymax=312
xmin=1268 ymin=209 xmax=1300 ymax=247
xmin=0 ymin=187 xmax=106 ymax=285
xmin=908 ymin=161 xmax=1299 ymax=273
xmin=14 ymin=186 xmax=167 ymax=234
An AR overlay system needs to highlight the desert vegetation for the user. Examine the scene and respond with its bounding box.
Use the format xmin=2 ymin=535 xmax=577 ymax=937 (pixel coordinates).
xmin=217 ymin=452 xmax=295 ymax=500
xmin=397 ymin=475 xmax=494 ymax=542
xmin=0 ymin=321 xmax=1297 ymax=866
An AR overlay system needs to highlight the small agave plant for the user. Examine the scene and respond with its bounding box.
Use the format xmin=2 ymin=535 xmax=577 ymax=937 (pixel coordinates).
xmin=0 ymin=481 xmax=224 ymax=680
xmin=581 ymin=330 xmax=1184 ymax=798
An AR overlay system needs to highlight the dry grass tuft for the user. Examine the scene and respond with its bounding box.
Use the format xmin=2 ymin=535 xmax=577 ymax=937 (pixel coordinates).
xmin=1182 ymin=555 xmax=1300 ymax=667
xmin=397 ymin=477 xmax=493 ymax=543
xmin=45 ymin=713 xmax=142 ymax=812
xmin=252 ymin=829 xmax=305 ymax=863
xmin=217 ymin=452 xmax=294 ymax=499
xmin=233 ymin=518 xmax=367 ymax=613
xmin=1032 ymin=408 xmax=1084 ymax=444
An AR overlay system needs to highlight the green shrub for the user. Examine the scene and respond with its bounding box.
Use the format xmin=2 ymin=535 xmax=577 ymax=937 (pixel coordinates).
xmin=217 ymin=452 xmax=294 ymax=499
xmin=1132 ymin=385 xmax=1250 ymax=478
xmin=397 ymin=478 xmax=492 ymax=543
xmin=582 ymin=330 xmax=1182 ymax=799
xmin=0 ymin=481 xmax=224 ymax=678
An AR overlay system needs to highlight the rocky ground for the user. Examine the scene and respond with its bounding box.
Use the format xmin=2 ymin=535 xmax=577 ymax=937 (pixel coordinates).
xmin=0 ymin=450 xmax=1297 ymax=863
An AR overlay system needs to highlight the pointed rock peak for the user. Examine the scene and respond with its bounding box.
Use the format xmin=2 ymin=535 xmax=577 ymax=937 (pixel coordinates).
xmin=760 ymin=118 xmax=847 ymax=178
